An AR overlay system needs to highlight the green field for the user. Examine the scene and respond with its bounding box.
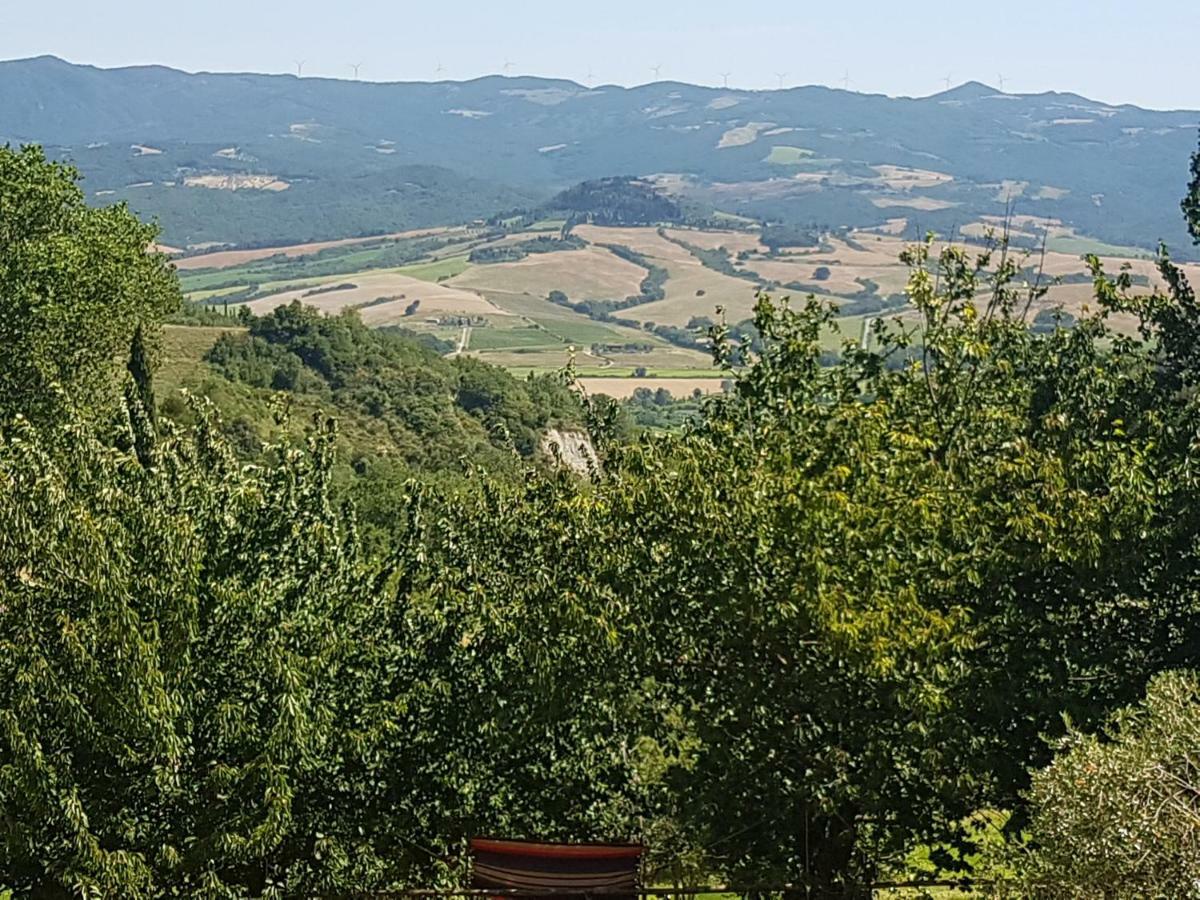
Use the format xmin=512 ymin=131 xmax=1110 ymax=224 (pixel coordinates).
xmin=395 ymin=255 xmax=472 ymax=282
xmin=765 ymin=145 xmax=816 ymax=165
xmin=178 ymin=233 xmax=478 ymax=295
xmin=466 ymin=325 xmax=561 ymax=350
xmin=188 ymin=285 xmax=255 ymax=302
xmin=1044 ymin=233 xmax=1150 ymax=259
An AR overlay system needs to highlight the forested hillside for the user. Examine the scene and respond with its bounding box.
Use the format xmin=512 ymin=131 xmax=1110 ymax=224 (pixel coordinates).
xmin=1 ymin=55 xmax=1196 ymax=254
xmin=4 ymin=137 xmax=1200 ymax=898
xmin=200 ymin=302 xmax=581 ymax=462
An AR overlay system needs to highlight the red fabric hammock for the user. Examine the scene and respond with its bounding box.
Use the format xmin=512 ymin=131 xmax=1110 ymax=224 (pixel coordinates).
xmin=469 ymin=838 xmax=643 ymax=897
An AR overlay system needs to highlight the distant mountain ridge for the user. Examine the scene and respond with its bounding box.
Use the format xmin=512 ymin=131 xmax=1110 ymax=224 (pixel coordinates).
xmin=2 ymin=55 xmax=1196 ymax=254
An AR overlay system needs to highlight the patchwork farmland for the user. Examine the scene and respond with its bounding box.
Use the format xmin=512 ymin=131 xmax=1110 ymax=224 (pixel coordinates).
xmin=174 ymin=217 xmax=1200 ymax=399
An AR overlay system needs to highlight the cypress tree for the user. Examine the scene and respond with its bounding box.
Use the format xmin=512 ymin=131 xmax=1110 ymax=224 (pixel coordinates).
xmin=127 ymin=323 xmax=158 ymax=466
xmin=127 ymin=323 xmax=157 ymax=430
xmin=1184 ymin=135 xmax=1200 ymax=244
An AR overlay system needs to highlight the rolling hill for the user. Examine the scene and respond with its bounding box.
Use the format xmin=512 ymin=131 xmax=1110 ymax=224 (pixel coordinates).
xmin=1 ymin=55 xmax=1196 ymax=256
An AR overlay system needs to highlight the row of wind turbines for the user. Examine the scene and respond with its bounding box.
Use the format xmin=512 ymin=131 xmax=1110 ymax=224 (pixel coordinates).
xmin=292 ymin=60 xmax=1011 ymax=94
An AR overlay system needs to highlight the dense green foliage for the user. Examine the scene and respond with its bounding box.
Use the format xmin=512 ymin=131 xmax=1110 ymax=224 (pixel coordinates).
xmin=759 ymin=223 xmax=823 ymax=250
xmin=204 ymin=301 xmax=582 ymax=464
xmin=121 ymin=165 xmax=534 ymax=249
xmin=550 ymin=177 xmax=682 ymax=227
xmin=0 ymin=145 xmax=179 ymax=426
xmin=0 ymin=409 xmax=643 ymax=896
xmin=7 ymin=143 xmax=1200 ymax=897
xmin=1016 ymin=672 xmax=1200 ymax=898
xmin=618 ymin=386 xmax=705 ymax=431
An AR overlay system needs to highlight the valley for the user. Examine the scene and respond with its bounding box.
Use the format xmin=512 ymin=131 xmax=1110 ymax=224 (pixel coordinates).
xmin=173 ymin=214 xmax=1200 ymax=398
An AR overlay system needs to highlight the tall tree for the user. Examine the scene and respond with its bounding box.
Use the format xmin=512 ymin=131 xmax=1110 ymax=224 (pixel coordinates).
xmin=0 ymin=144 xmax=179 ymax=427
xmin=126 ymin=323 xmax=158 ymax=466
xmin=1185 ymin=133 xmax=1200 ymax=243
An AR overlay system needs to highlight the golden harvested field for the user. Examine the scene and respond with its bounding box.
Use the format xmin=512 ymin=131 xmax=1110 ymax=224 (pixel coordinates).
xmin=573 ymin=225 xmax=761 ymax=326
xmin=869 ymin=218 xmax=909 ymax=235
xmin=824 ymin=235 xmax=909 ymax=266
xmin=449 ymin=247 xmax=646 ymax=300
xmin=1032 ymin=283 xmax=1141 ymax=332
xmin=577 ymin=377 xmax=727 ymax=399
xmin=174 ymin=227 xmax=454 ymax=270
xmin=184 ymin=222 xmax=1200 ymax=388
xmin=1037 ymin=251 xmax=1200 ymax=288
xmin=634 ymin=268 xmax=760 ymax=326
xmin=662 ymin=227 xmax=767 ymax=254
xmin=599 ymin=346 xmax=715 ymax=370
xmin=717 ymin=121 xmax=776 ymax=149
xmin=742 ymin=259 xmax=865 ymax=295
xmin=573 ymin=225 xmax=694 ymax=263
xmin=737 ymin=234 xmax=915 ymax=297
xmin=871 ymin=164 xmax=955 ymax=189
xmin=871 ymin=196 xmax=960 ymax=211
xmin=244 ymin=272 xmax=509 ymax=323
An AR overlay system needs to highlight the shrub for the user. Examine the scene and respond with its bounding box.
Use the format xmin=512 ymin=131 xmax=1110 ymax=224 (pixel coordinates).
xmin=1016 ymin=672 xmax=1200 ymax=898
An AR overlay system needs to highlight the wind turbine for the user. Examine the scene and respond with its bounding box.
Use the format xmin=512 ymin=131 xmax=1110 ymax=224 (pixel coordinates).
xmin=650 ymin=63 xmax=663 ymax=81
xmin=720 ymin=71 xmax=732 ymax=88
xmin=775 ymin=72 xmax=788 ymax=89
xmin=295 ymin=60 xmax=306 ymax=78
xmin=841 ymin=69 xmax=851 ymax=90
xmin=435 ymin=60 xmax=446 ymax=77
xmin=586 ymin=66 xmax=595 ymax=86
xmin=502 ymin=58 xmax=515 ymax=74
xmin=943 ymin=72 xmax=953 ymax=91
xmin=350 ymin=62 xmax=363 ymax=79
xmin=997 ymin=73 xmax=1007 ymax=92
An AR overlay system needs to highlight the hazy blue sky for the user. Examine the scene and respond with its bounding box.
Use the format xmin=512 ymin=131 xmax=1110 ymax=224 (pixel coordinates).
xmin=2 ymin=0 xmax=1197 ymax=109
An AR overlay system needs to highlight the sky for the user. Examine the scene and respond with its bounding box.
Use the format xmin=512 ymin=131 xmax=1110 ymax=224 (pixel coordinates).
xmin=2 ymin=0 xmax=1198 ymax=109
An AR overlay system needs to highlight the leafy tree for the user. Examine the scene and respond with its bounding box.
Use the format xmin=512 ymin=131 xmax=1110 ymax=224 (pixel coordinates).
xmin=0 ymin=404 xmax=373 ymax=896
xmin=1015 ymin=671 xmax=1200 ymax=898
xmin=0 ymin=144 xmax=179 ymax=426
xmin=0 ymin=401 xmax=644 ymax=897
xmin=622 ymin=232 xmax=1200 ymax=893
xmin=760 ymin=223 xmax=821 ymax=250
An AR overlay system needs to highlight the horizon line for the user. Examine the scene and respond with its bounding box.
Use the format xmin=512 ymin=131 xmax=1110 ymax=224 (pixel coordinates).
xmin=4 ymin=53 xmax=1194 ymax=112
